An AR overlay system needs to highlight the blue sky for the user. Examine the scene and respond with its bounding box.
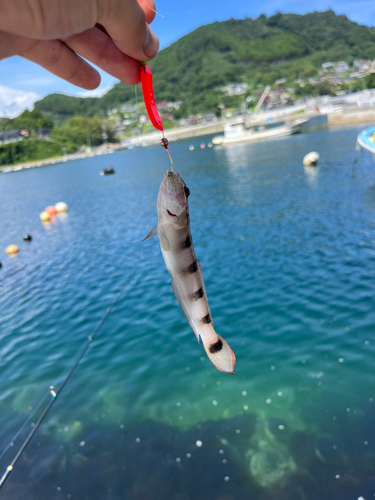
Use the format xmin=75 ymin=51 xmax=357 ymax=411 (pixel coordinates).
xmin=1 ymin=0 xmax=375 ymax=117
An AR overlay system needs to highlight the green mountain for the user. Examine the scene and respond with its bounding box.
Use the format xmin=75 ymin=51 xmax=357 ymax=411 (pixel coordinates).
xmin=35 ymin=10 xmax=375 ymax=120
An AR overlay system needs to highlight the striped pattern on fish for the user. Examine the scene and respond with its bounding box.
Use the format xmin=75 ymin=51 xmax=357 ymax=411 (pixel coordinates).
xmin=144 ymin=171 xmax=236 ymax=374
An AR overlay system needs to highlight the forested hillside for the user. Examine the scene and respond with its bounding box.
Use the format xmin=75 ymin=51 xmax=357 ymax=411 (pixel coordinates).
xmin=29 ymin=10 xmax=375 ymax=121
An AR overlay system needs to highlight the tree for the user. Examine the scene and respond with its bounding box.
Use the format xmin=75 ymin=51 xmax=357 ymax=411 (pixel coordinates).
xmin=316 ymin=80 xmax=335 ymax=96
xmin=365 ymin=72 xmax=375 ymax=89
xmin=13 ymin=109 xmax=53 ymax=132
xmin=51 ymin=116 xmax=117 ymax=148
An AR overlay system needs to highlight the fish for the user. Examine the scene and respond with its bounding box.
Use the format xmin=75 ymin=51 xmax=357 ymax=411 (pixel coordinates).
xmin=144 ymin=171 xmax=235 ymax=374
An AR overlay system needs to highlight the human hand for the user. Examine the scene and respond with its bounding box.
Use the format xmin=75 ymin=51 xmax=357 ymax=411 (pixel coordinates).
xmin=0 ymin=0 xmax=159 ymax=89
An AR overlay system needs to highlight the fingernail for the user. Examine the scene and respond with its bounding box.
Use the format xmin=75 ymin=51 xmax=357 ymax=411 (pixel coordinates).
xmin=144 ymin=26 xmax=159 ymax=59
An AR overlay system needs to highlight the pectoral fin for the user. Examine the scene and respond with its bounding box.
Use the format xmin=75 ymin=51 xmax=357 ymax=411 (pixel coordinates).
xmin=142 ymin=225 xmax=158 ymax=242
xmin=158 ymin=227 xmax=170 ymax=251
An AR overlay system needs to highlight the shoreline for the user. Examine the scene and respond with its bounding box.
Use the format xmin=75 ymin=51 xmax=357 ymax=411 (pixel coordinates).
xmin=327 ymin=107 xmax=375 ymax=126
xmin=1 ymin=108 xmax=375 ymax=172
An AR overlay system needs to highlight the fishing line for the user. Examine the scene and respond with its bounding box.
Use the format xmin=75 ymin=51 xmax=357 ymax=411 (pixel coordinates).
xmin=140 ymin=64 xmax=175 ymax=171
xmin=0 ymin=392 xmax=49 ymax=462
xmin=0 ymin=269 xmax=136 ymax=489
xmin=138 ymin=2 xmax=165 ymax=18
xmin=165 ymin=148 xmax=174 ymax=172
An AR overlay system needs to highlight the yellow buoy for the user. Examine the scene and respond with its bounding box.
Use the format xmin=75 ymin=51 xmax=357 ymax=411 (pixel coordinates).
xmin=40 ymin=211 xmax=51 ymax=222
xmin=6 ymin=245 xmax=19 ymax=254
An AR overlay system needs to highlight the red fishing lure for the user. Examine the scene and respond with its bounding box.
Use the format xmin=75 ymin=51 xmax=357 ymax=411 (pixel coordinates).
xmin=140 ymin=64 xmax=163 ymax=131
xmin=140 ymin=63 xmax=172 ymax=165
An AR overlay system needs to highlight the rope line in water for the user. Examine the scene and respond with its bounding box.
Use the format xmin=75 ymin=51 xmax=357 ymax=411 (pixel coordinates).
xmin=352 ymin=144 xmax=369 ymax=182
xmin=0 ymin=270 xmax=135 ymax=489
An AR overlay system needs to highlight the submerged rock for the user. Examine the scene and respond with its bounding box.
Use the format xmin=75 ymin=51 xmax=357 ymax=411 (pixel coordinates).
xmin=249 ymin=444 xmax=297 ymax=488
xmin=247 ymin=418 xmax=297 ymax=488
xmin=55 ymin=421 xmax=83 ymax=442
xmin=71 ymin=452 xmax=88 ymax=468
xmin=26 ymin=443 xmax=66 ymax=483
xmin=268 ymin=386 xmax=296 ymax=410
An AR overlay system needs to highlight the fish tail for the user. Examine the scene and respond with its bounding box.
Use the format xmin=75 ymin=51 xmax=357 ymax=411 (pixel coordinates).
xmin=202 ymin=334 xmax=236 ymax=374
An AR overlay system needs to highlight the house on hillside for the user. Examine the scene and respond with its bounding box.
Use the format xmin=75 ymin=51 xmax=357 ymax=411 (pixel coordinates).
xmin=38 ymin=128 xmax=52 ymax=138
xmin=0 ymin=130 xmax=25 ymax=145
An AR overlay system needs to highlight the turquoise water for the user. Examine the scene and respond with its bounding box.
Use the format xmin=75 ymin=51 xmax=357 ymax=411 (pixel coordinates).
xmin=0 ymin=126 xmax=375 ymax=499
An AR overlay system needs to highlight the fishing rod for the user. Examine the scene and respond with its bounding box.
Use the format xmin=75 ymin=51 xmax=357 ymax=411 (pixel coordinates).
xmin=0 ymin=270 xmax=135 ymax=489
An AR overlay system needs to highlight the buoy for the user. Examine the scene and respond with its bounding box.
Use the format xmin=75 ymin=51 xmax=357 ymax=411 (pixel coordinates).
xmin=200 ymin=143 xmax=205 ymax=149
xmin=23 ymin=234 xmax=32 ymax=242
xmin=40 ymin=211 xmax=50 ymax=222
xmin=189 ymin=145 xmax=195 ymax=151
xmin=207 ymin=143 xmax=213 ymax=148
xmin=45 ymin=206 xmax=57 ymax=216
xmin=55 ymin=202 xmax=68 ymax=213
xmin=6 ymin=245 xmax=19 ymax=254
xmin=100 ymin=167 xmax=115 ymax=175
xmin=303 ymin=152 xmax=319 ymax=166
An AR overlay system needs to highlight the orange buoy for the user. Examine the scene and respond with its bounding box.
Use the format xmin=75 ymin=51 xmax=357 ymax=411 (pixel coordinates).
xmin=45 ymin=206 xmax=57 ymax=216
xmin=6 ymin=245 xmax=19 ymax=254
xmin=40 ymin=211 xmax=50 ymax=222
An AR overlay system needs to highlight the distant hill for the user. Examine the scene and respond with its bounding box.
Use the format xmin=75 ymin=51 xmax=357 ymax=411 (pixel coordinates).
xmin=35 ymin=10 xmax=375 ymax=121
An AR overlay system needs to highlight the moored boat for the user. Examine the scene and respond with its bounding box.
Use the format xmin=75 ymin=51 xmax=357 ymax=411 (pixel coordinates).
xmin=212 ymin=117 xmax=306 ymax=146
xmin=357 ymin=125 xmax=375 ymax=156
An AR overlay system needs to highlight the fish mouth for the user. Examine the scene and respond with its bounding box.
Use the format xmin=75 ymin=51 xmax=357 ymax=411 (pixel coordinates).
xmin=167 ymin=210 xmax=177 ymax=217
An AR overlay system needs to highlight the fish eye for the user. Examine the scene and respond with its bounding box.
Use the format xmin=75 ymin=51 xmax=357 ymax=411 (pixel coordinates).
xmin=184 ymin=186 xmax=190 ymax=197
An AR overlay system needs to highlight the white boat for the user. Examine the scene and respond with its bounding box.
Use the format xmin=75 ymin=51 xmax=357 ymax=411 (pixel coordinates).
xmin=213 ymin=84 xmax=306 ymax=146
xmin=357 ymin=125 xmax=375 ymax=156
xmin=212 ymin=118 xmax=305 ymax=145
xmin=118 ymin=141 xmax=135 ymax=150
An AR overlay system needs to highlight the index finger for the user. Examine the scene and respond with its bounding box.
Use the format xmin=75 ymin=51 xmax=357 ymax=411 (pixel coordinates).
xmin=99 ymin=0 xmax=159 ymax=61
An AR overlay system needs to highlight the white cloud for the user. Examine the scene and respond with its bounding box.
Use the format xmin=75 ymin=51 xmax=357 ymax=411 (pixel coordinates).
xmin=17 ymin=77 xmax=56 ymax=88
xmin=74 ymin=85 xmax=113 ymax=98
xmin=0 ymin=82 xmax=114 ymax=119
xmin=0 ymin=85 xmax=39 ymax=118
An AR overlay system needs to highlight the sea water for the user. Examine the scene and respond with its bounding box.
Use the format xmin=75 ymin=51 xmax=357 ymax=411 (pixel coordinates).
xmin=0 ymin=125 xmax=374 ymax=499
